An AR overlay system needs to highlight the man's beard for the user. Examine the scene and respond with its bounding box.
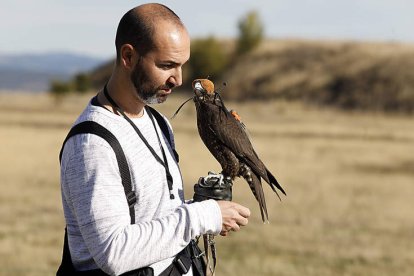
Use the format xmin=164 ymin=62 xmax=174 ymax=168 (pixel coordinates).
xmin=130 ymin=63 xmax=172 ymax=105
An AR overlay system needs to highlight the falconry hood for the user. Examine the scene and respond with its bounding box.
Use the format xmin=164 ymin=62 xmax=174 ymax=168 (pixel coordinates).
xmin=192 ymin=79 xmax=216 ymax=102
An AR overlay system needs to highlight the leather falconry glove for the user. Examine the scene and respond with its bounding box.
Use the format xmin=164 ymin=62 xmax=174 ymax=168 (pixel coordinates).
xmin=193 ymin=172 xmax=233 ymax=202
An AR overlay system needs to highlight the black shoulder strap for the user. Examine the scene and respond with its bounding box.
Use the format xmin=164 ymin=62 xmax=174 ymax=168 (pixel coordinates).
xmin=59 ymin=110 xmax=177 ymax=225
xmin=59 ymin=121 xmax=136 ymax=224
xmin=146 ymin=106 xmax=179 ymax=163
xmin=58 ymin=121 xmax=136 ymax=275
xmin=58 ymin=113 xmax=178 ymax=275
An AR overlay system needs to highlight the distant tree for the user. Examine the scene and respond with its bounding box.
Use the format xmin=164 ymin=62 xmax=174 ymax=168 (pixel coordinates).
xmin=49 ymin=80 xmax=72 ymax=104
xmin=74 ymin=73 xmax=91 ymax=93
xmin=49 ymin=80 xmax=71 ymax=95
xmin=236 ymin=11 xmax=264 ymax=56
xmin=189 ymin=36 xmax=229 ymax=80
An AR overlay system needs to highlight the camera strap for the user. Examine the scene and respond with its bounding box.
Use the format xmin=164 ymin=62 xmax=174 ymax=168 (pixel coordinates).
xmin=104 ymin=84 xmax=175 ymax=199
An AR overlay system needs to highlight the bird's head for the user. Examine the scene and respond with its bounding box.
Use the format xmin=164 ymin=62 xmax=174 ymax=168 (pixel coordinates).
xmin=192 ymin=79 xmax=215 ymax=103
xmin=171 ymin=79 xmax=219 ymax=118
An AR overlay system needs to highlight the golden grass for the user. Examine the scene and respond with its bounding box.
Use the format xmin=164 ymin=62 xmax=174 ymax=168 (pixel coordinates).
xmin=0 ymin=92 xmax=413 ymax=276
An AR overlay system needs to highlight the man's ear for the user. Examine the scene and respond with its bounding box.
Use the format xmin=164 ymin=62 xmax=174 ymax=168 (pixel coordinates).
xmin=120 ymin=44 xmax=136 ymax=69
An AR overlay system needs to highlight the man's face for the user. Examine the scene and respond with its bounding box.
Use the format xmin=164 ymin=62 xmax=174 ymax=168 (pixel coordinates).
xmin=130 ymin=23 xmax=190 ymax=104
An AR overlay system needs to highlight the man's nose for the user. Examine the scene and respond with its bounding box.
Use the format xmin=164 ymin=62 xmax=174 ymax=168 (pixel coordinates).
xmin=168 ymin=67 xmax=182 ymax=87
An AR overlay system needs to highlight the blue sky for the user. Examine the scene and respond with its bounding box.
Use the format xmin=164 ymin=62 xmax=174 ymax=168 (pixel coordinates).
xmin=1 ymin=0 xmax=413 ymax=59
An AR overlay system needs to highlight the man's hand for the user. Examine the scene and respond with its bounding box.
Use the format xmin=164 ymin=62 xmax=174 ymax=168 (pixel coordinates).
xmin=217 ymin=201 xmax=250 ymax=236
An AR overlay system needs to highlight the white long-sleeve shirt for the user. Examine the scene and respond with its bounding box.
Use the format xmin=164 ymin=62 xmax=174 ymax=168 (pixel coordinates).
xmin=60 ymin=98 xmax=222 ymax=275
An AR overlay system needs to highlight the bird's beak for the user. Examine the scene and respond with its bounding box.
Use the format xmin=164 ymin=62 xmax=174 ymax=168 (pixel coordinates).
xmin=193 ymin=81 xmax=205 ymax=101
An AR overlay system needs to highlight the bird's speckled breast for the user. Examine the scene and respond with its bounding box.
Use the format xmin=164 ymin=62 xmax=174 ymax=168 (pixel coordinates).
xmin=195 ymin=102 xmax=240 ymax=177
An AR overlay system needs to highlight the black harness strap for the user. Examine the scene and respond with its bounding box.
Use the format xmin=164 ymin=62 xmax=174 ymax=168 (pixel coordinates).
xmin=57 ymin=108 xmax=200 ymax=276
xmin=59 ymin=121 xmax=136 ymax=223
xmin=58 ymin=107 xmax=178 ymax=222
xmin=57 ymin=121 xmax=145 ymax=275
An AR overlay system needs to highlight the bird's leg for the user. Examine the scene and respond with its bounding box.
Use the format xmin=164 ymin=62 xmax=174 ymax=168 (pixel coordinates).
xmin=218 ymin=172 xmax=233 ymax=185
xmin=219 ymin=149 xmax=240 ymax=180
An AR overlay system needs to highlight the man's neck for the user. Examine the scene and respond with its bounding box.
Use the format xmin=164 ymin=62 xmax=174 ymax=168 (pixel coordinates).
xmin=97 ymin=77 xmax=146 ymax=118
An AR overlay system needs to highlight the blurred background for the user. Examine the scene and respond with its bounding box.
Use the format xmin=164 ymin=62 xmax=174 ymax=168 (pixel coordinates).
xmin=1 ymin=1 xmax=413 ymax=275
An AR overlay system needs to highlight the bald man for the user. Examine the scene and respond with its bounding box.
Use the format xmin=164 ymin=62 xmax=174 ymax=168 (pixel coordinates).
xmin=57 ymin=4 xmax=250 ymax=276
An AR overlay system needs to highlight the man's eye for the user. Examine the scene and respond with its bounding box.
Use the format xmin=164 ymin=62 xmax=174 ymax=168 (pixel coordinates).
xmin=160 ymin=64 xmax=173 ymax=69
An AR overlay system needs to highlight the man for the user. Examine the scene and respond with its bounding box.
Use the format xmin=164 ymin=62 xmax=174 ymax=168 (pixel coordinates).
xmin=58 ymin=3 xmax=250 ymax=276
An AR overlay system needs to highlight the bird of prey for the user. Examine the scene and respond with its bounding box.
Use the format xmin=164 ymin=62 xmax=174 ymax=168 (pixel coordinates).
xmin=192 ymin=79 xmax=286 ymax=222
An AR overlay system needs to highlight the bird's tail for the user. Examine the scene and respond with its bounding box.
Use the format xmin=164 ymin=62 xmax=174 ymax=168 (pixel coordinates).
xmin=266 ymin=169 xmax=286 ymax=200
xmin=241 ymin=167 xmax=269 ymax=222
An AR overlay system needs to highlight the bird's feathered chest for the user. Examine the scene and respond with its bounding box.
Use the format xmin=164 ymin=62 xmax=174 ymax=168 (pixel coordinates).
xmin=195 ymin=101 xmax=230 ymax=142
xmin=196 ymin=100 xmax=224 ymax=119
xmin=195 ymin=100 xmax=255 ymax=157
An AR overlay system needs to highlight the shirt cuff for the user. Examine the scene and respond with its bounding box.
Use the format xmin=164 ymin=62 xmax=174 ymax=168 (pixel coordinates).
xmin=188 ymin=199 xmax=222 ymax=235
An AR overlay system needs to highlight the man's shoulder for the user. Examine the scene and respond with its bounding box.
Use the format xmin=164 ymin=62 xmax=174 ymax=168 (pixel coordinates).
xmin=72 ymin=99 xmax=126 ymax=132
xmin=61 ymin=100 xmax=125 ymax=160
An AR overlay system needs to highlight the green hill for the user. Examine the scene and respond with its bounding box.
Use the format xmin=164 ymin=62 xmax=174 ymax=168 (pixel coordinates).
xmin=89 ymin=39 xmax=414 ymax=113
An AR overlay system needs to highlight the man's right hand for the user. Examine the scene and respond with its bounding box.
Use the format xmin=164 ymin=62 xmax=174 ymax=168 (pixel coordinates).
xmin=217 ymin=201 xmax=250 ymax=236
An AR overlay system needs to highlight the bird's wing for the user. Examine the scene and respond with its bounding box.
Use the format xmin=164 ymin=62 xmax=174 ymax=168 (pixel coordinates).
xmin=205 ymin=103 xmax=268 ymax=176
xmin=203 ymin=102 xmax=286 ymax=197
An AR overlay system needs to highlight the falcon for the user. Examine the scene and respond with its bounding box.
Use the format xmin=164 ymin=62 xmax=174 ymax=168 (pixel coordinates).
xmin=192 ymin=79 xmax=286 ymax=222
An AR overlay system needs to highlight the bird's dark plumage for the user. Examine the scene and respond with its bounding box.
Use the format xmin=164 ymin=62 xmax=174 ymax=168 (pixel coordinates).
xmin=192 ymin=79 xmax=286 ymax=222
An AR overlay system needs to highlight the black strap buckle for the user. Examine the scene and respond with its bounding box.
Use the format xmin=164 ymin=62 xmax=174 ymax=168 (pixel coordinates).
xmin=174 ymin=257 xmax=191 ymax=274
xmin=126 ymin=191 xmax=136 ymax=207
xmin=173 ymin=246 xmax=192 ymax=274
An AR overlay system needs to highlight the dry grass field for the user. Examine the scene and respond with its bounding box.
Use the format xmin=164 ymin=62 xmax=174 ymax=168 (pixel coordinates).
xmin=0 ymin=92 xmax=413 ymax=276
